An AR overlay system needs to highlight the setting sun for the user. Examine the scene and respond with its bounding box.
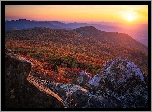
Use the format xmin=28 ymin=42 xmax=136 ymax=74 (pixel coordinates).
xmin=127 ymin=14 xmax=134 ymax=21
xmin=122 ymin=11 xmax=137 ymax=23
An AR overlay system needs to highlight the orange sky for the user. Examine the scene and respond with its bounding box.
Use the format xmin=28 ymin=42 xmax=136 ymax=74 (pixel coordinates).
xmin=5 ymin=5 xmax=148 ymax=24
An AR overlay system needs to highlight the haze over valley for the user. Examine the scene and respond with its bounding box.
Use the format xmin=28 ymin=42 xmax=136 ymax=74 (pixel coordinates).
xmin=5 ymin=19 xmax=148 ymax=46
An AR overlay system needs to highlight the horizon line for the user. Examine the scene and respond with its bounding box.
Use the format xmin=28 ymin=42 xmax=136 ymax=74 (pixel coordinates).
xmin=5 ymin=19 xmax=148 ymax=25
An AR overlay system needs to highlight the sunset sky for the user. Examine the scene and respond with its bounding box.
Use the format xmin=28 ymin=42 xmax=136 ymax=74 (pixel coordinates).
xmin=5 ymin=5 xmax=148 ymax=24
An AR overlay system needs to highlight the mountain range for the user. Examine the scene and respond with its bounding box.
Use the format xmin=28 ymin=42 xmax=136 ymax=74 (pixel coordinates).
xmin=5 ymin=19 xmax=148 ymax=46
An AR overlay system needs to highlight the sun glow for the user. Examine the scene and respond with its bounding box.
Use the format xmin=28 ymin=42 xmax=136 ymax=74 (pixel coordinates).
xmin=123 ymin=11 xmax=137 ymax=23
xmin=127 ymin=14 xmax=134 ymax=21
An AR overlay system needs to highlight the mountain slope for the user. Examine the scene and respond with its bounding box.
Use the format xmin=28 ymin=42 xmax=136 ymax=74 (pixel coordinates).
xmin=73 ymin=26 xmax=148 ymax=52
xmin=5 ymin=27 xmax=148 ymax=76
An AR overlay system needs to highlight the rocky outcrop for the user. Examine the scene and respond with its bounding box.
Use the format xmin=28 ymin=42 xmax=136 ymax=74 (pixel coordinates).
xmin=5 ymin=49 xmax=64 ymax=108
xmin=87 ymin=59 xmax=148 ymax=108
xmin=5 ymin=49 xmax=148 ymax=108
xmin=5 ymin=49 xmax=109 ymax=108
xmin=43 ymin=82 xmax=110 ymax=108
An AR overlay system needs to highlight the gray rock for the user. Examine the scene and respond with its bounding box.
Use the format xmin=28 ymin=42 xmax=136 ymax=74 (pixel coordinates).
xmin=92 ymin=58 xmax=148 ymax=108
xmin=45 ymin=82 xmax=110 ymax=108
xmin=71 ymin=71 xmax=91 ymax=87
xmin=88 ymin=74 xmax=102 ymax=87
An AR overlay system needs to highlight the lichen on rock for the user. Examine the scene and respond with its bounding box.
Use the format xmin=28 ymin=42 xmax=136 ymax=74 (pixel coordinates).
xmin=91 ymin=58 xmax=148 ymax=108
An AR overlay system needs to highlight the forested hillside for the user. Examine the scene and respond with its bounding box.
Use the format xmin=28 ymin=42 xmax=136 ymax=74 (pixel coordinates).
xmin=74 ymin=26 xmax=147 ymax=52
xmin=5 ymin=27 xmax=148 ymax=78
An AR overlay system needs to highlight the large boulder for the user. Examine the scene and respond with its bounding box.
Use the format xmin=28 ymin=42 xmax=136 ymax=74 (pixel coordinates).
xmin=87 ymin=59 xmax=148 ymax=108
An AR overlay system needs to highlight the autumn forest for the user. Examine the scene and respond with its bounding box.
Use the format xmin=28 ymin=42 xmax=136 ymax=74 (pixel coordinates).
xmin=5 ymin=26 xmax=148 ymax=83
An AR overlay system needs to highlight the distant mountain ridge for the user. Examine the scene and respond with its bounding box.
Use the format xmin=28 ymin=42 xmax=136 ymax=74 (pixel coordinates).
xmin=47 ymin=21 xmax=148 ymax=46
xmin=5 ymin=19 xmax=148 ymax=46
xmin=5 ymin=19 xmax=62 ymax=30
